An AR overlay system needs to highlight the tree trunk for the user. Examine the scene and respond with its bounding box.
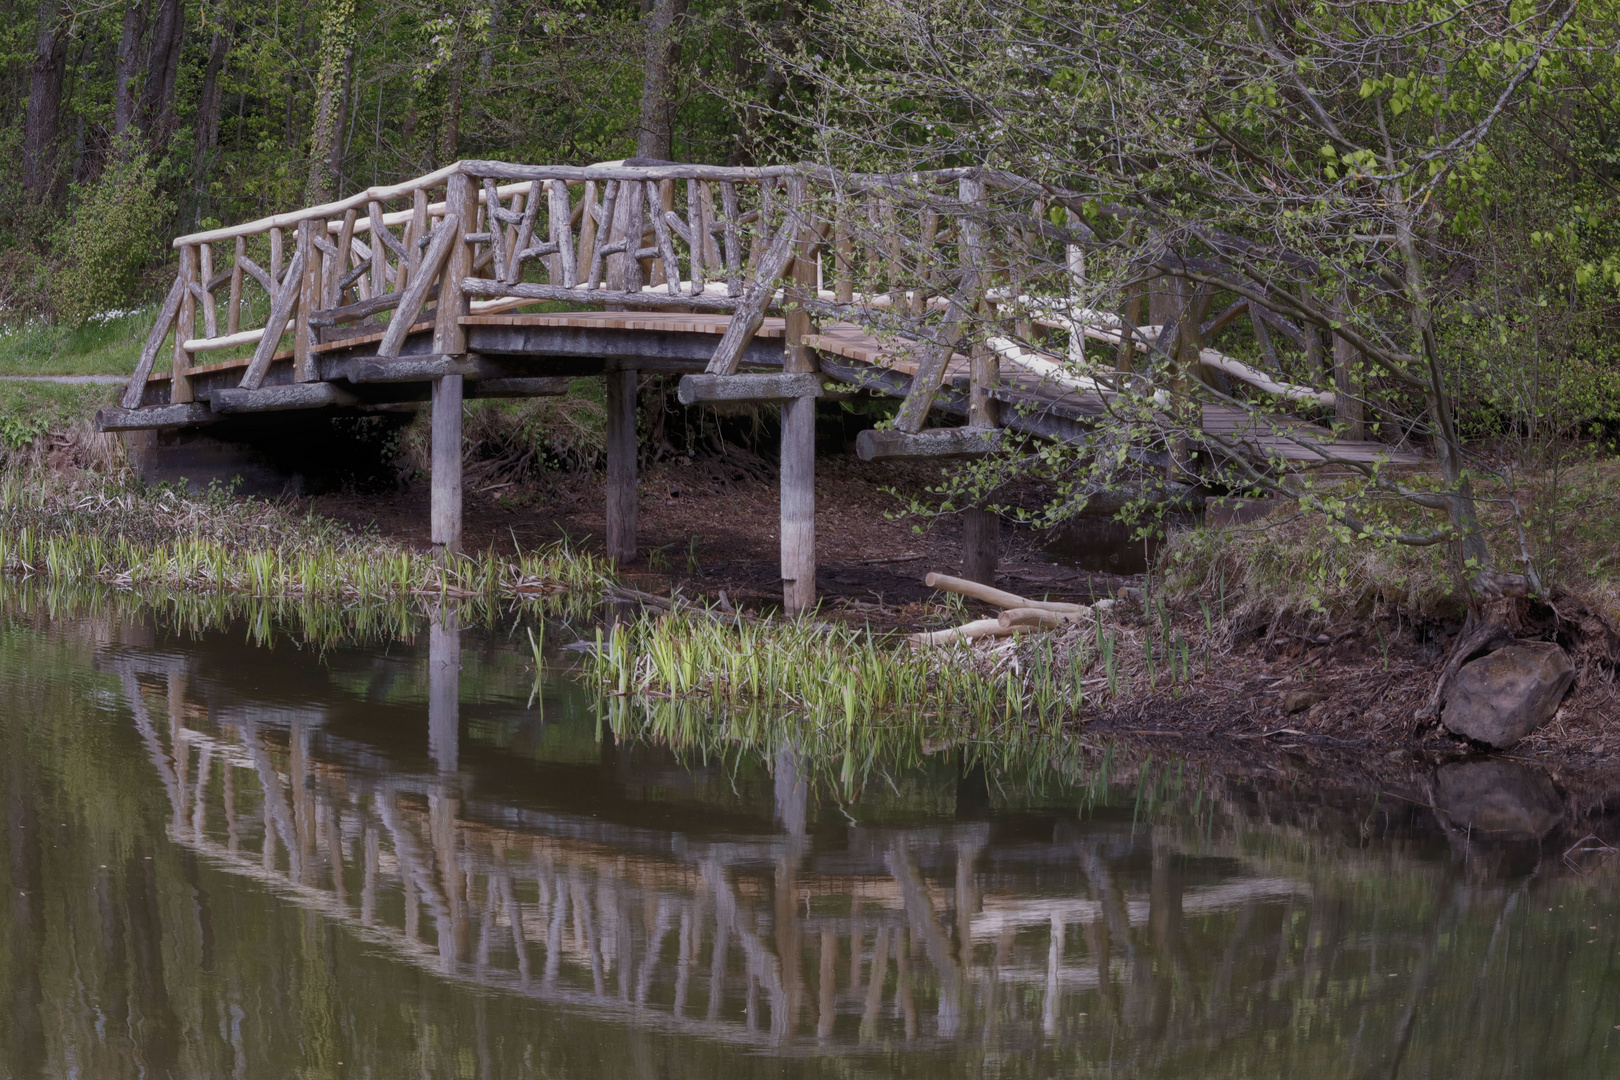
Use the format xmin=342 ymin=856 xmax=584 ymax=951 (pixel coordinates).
xmin=1391 ymin=182 xmax=1501 ymax=588
xmin=1332 ymin=284 xmax=1365 ymax=440
xmin=191 ymin=28 xmax=232 ymax=210
xmin=113 ymin=0 xmax=147 ymax=138
xmin=305 ymin=0 xmax=355 ymax=203
xmin=138 ymin=0 xmax=185 ymax=150
xmin=22 ymin=0 xmax=68 ymax=203
xmin=636 ymin=0 xmax=687 ymax=160
xmin=438 ymin=67 xmax=462 ymax=166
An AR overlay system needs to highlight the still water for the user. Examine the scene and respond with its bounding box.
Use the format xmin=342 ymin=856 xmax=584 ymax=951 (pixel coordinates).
xmin=3 ymin=593 xmax=1620 ymax=1079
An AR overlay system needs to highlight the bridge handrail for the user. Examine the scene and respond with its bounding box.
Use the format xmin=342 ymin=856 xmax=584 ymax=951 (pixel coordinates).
xmin=127 ymin=159 xmax=1055 ymax=421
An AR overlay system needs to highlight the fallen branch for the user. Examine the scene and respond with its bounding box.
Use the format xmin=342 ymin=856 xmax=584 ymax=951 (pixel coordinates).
xmin=908 ymin=618 xmax=1026 ymax=645
xmin=999 ymin=607 xmax=1086 ymax=629
xmin=925 ymin=572 xmax=1088 ymax=614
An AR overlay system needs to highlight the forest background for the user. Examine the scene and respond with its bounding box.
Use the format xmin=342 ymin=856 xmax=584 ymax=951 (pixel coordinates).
xmin=9 ymin=0 xmax=1620 ymax=613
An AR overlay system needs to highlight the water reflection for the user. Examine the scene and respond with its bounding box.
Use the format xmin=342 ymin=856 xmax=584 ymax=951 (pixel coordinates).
xmin=5 ymin=598 xmax=1620 ymax=1078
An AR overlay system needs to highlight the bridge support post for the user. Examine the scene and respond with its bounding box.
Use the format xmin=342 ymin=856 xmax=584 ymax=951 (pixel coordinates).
xmin=780 ymin=393 xmax=816 ymax=615
xmin=606 ymin=367 xmax=638 ymax=563
xmin=431 ymin=374 xmax=463 ymax=554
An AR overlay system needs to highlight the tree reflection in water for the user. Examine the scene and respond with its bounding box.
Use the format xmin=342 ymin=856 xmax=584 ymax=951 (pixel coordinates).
xmin=2 ymin=599 xmax=1620 ymax=1079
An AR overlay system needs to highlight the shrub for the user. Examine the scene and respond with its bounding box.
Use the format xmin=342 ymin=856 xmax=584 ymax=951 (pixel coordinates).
xmin=54 ymin=141 xmax=171 ymax=326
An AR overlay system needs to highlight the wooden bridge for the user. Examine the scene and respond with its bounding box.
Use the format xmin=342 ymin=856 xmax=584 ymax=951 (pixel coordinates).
xmin=101 ymin=159 xmax=1422 ymax=611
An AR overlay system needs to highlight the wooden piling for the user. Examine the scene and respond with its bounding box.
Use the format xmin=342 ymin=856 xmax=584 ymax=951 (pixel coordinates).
xmin=431 ymin=374 xmax=464 ymax=554
xmin=606 ymin=367 xmax=638 ymax=564
xmin=781 ymin=211 xmax=819 ymax=615
xmin=780 ymin=394 xmax=816 ymax=614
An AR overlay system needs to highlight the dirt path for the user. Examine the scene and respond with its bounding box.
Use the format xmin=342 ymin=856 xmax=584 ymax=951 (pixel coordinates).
xmin=0 ymin=375 xmax=126 ymax=385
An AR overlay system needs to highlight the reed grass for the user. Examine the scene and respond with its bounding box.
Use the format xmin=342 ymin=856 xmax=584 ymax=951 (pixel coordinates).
xmin=583 ymin=595 xmax=1209 ymax=747
xmin=0 ymin=468 xmax=616 ymax=603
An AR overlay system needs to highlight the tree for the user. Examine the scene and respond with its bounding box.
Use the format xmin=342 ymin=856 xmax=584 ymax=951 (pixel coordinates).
xmin=767 ymin=0 xmax=1620 ymax=598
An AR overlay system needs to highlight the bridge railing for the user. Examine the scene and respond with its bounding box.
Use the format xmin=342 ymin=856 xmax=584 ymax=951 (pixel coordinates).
xmin=121 ymin=160 xmax=1089 ymax=428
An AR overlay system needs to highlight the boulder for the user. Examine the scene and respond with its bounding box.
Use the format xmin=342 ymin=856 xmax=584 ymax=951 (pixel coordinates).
xmin=1441 ymin=640 xmax=1574 ymax=749
xmin=1435 ymin=759 xmax=1563 ymax=838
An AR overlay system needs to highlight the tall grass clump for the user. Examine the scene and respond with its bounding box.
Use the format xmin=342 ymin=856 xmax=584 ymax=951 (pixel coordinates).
xmin=585 ymin=597 xmax=1222 ymax=743
xmin=1158 ymin=506 xmax=1456 ymax=628
xmin=589 ymin=609 xmax=1021 ymax=725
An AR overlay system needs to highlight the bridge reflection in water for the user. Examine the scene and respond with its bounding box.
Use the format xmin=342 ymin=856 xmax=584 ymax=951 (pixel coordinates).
xmin=58 ymin=606 xmax=1619 ymax=1079
xmin=105 ymin=611 xmax=1307 ymax=1055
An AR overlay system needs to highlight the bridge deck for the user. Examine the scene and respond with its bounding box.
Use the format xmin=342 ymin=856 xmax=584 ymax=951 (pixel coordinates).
xmin=131 ymin=309 xmax=1420 ymax=467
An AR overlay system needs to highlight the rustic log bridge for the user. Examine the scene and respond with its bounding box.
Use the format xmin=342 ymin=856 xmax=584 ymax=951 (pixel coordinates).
xmin=211 ymin=384 xmax=358 ymax=413
xmin=97 ymin=403 xmax=220 ymax=431
xmin=109 ymin=158 xmax=1424 ymax=614
xmin=676 ymin=372 xmax=820 ymax=404
xmin=855 ymin=427 xmax=1003 ymax=461
xmin=348 ymin=355 xmax=478 ymax=382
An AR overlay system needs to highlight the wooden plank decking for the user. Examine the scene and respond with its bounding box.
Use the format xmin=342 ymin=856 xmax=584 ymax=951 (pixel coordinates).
xmin=134 ymin=308 xmax=1422 ymax=466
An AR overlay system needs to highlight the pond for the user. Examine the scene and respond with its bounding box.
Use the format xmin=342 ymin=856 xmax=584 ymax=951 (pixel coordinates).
xmin=2 ymin=589 xmax=1619 ymax=1079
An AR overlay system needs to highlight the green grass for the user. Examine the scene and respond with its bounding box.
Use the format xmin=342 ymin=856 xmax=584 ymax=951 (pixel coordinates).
xmin=0 ymin=466 xmax=618 ymax=603
xmin=0 ymin=307 xmax=154 ymax=377
xmin=0 ymin=382 xmax=118 ymax=450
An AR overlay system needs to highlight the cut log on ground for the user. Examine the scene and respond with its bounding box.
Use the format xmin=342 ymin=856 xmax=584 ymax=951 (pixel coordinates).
xmin=924 ymin=572 xmax=1087 ymax=614
xmin=908 ymin=619 xmax=1026 ymax=645
xmin=998 ymin=607 xmax=1089 ymax=630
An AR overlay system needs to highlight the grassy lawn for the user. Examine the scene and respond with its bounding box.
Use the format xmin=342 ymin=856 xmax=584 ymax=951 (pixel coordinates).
xmin=0 ymin=308 xmax=152 ymax=377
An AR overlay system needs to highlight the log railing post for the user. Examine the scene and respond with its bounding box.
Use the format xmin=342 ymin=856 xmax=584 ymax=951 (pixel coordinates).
xmin=295 ymin=220 xmax=319 ymax=381
xmin=780 ymin=178 xmax=819 ymax=615
xmin=227 ymin=236 xmax=244 ymax=335
xmin=171 ymin=244 xmax=197 ymax=404
xmin=434 ymin=171 xmax=476 ymax=357
xmin=1333 ymin=283 xmax=1365 ymax=440
xmin=960 ymin=177 xmax=999 ymax=585
xmin=198 ymin=242 xmax=218 ymax=338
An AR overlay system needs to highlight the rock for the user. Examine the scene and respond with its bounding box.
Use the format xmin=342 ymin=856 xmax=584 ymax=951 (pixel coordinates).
xmin=1435 ymin=759 xmax=1562 ymax=838
xmin=1441 ymin=640 xmax=1574 ymax=748
xmin=1282 ymin=688 xmax=1326 ymax=714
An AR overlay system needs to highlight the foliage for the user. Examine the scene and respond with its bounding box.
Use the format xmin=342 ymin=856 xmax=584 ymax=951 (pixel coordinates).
xmin=770 ymin=0 xmax=1620 ymax=602
xmin=0 ymin=383 xmax=116 ymax=454
xmin=53 ymin=144 xmax=171 ymax=325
